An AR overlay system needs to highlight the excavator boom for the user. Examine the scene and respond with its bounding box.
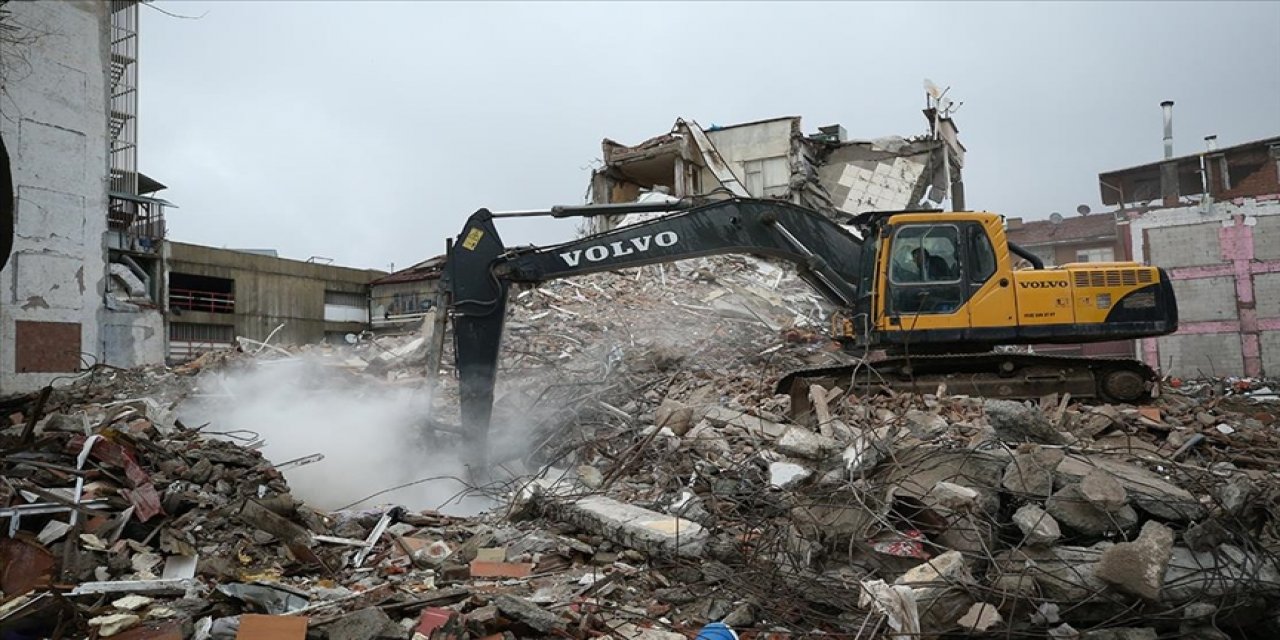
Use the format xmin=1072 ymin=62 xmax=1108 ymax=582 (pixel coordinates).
xmin=446 ymin=198 xmax=868 ymax=445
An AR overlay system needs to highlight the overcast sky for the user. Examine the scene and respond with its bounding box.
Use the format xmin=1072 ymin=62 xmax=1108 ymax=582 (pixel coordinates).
xmin=140 ymin=1 xmax=1280 ymax=271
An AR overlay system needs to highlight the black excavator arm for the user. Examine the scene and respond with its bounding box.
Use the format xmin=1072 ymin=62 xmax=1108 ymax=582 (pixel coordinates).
xmin=445 ymin=198 xmax=867 ymax=446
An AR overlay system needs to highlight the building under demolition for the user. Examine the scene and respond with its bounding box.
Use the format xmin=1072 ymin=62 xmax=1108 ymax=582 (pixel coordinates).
xmin=587 ymin=112 xmax=964 ymax=231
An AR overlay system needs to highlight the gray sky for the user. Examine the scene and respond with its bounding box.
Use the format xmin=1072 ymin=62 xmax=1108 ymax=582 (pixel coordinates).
xmin=141 ymin=1 xmax=1280 ymax=271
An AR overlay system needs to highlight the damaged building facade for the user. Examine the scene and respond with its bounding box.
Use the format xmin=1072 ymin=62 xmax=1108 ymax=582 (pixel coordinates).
xmin=0 ymin=1 xmax=389 ymax=384
xmin=0 ymin=1 xmax=125 ymax=391
xmin=1101 ymin=121 xmax=1280 ymax=377
xmin=165 ymin=244 xmax=384 ymax=361
xmin=587 ymin=112 xmax=964 ymax=230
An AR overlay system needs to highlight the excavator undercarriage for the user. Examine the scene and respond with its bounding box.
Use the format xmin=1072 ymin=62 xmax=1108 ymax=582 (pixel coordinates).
xmin=779 ymin=352 xmax=1158 ymax=422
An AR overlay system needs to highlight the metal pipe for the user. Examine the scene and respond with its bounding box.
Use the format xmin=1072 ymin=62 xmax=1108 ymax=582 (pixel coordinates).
xmin=1161 ymin=100 xmax=1175 ymax=159
xmin=1009 ymin=242 xmax=1044 ymax=270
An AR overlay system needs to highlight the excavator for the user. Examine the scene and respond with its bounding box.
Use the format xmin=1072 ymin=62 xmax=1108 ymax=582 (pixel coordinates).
xmin=445 ymin=197 xmax=1177 ymax=441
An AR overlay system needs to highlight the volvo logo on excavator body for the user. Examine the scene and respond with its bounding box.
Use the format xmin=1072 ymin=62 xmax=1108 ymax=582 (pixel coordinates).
xmin=1019 ymin=280 xmax=1069 ymax=289
xmin=558 ymin=231 xmax=678 ymax=267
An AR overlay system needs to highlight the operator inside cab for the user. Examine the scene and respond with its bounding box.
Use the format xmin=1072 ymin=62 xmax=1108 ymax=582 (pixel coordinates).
xmin=892 ymin=244 xmax=956 ymax=282
xmin=890 ymin=229 xmax=962 ymax=314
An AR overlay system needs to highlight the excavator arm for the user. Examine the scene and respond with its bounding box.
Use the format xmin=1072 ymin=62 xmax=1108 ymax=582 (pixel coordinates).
xmin=445 ymin=198 xmax=867 ymax=445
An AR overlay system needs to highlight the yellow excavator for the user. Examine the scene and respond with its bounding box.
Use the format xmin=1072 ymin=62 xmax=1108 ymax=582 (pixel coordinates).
xmin=446 ymin=197 xmax=1177 ymax=437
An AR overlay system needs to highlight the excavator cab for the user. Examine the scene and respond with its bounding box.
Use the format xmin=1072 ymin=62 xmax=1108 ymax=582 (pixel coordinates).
xmin=857 ymin=212 xmax=1177 ymax=356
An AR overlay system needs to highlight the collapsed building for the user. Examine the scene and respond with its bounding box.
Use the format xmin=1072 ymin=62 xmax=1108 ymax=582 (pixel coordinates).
xmin=585 ymin=112 xmax=964 ymax=232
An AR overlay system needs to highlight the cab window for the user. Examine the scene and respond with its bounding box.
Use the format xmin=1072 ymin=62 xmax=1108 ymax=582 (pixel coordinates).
xmin=890 ymin=225 xmax=960 ymax=284
xmin=969 ymin=226 xmax=997 ymax=283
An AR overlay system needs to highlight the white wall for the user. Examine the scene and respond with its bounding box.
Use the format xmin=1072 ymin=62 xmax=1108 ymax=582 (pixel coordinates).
xmin=0 ymin=1 xmax=111 ymax=391
xmin=703 ymin=119 xmax=795 ymax=198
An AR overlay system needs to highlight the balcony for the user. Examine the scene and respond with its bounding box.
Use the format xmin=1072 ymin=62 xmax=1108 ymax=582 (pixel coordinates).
xmin=169 ymin=288 xmax=234 ymax=314
xmin=108 ymin=192 xmax=170 ymax=253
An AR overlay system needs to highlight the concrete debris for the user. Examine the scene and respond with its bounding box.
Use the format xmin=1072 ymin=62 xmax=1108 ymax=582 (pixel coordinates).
xmin=1046 ymin=483 xmax=1139 ymax=536
xmin=87 ymin=613 xmax=141 ymax=637
xmin=768 ymin=460 xmax=812 ymax=489
xmin=1013 ymin=503 xmax=1061 ymax=547
xmin=1080 ymin=467 xmax=1129 ymax=513
xmin=775 ymin=426 xmax=842 ymax=459
xmin=1095 ymin=520 xmax=1176 ymax=601
xmin=984 ymin=399 xmax=1069 ymax=444
xmin=7 ymin=255 xmax=1280 ymax=639
xmin=957 ymin=601 xmax=1003 ymax=631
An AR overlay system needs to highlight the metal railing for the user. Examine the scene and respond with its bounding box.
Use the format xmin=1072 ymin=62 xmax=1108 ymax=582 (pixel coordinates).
xmin=169 ymin=288 xmax=234 ymax=313
xmin=108 ymin=196 xmax=166 ymax=252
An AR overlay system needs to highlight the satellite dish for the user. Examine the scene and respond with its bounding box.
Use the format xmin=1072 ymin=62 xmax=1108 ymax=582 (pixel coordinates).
xmin=923 ymin=78 xmax=943 ymax=100
xmin=1049 ymin=212 xmax=1064 ymax=225
xmin=1076 ymin=204 xmax=1092 ymax=216
xmin=344 ymin=333 xmax=358 ymax=345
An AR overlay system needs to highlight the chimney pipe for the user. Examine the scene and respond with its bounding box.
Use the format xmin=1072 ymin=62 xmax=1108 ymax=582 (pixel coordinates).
xmin=1205 ymin=135 xmax=1218 ymax=152
xmin=1161 ymin=100 xmax=1175 ymax=159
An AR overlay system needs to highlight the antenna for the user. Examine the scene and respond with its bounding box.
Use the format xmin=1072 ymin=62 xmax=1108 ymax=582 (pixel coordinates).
xmin=924 ymin=78 xmax=943 ymax=100
xmin=1076 ymin=204 xmax=1091 ymax=216
xmin=1049 ymin=212 xmax=1064 ymax=225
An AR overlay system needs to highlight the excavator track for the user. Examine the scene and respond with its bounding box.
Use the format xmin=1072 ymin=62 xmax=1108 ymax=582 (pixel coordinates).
xmin=778 ymin=353 xmax=1158 ymax=422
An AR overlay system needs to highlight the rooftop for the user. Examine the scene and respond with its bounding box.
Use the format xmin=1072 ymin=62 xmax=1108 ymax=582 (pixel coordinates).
xmin=370 ymin=254 xmax=445 ymax=286
xmin=1006 ymin=213 xmax=1117 ymax=246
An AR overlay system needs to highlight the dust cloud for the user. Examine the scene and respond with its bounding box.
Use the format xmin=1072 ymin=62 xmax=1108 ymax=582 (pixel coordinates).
xmin=177 ymin=356 xmax=494 ymax=516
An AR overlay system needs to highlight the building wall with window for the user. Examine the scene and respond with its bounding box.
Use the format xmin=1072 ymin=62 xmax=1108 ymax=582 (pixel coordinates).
xmin=164 ymin=242 xmax=384 ymax=361
xmin=0 ymin=1 xmax=114 ymax=392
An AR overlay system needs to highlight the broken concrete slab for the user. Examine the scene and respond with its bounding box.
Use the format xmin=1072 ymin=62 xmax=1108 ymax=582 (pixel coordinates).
xmin=88 ymin=613 xmax=141 ymax=637
xmin=1012 ymin=503 xmax=1061 ymax=547
xmin=984 ymin=399 xmax=1069 ymax=444
xmin=956 ymin=602 xmax=1003 ymax=631
xmin=1054 ymin=454 xmax=1203 ymax=522
xmin=875 ymin=448 xmax=1006 ymax=516
xmin=1096 ymin=520 xmax=1175 ymax=601
xmin=1162 ymin=544 xmax=1280 ymax=604
xmin=1080 ymin=468 xmax=1128 ymax=513
xmin=768 ymin=460 xmax=812 ymax=489
xmin=775 ymin=426 xmax=842 ymax=459
xmin=494 ymin=594 xmax=564 ymax=634
xmin=927 ymin=481 xmax=979 ymax=511
xmin=995 ymin=544 xmax=1111 ymax=602
xmin=1001 ymin=447 xmax=1065 ymax=498
xmin=547 ymin=495 xmax=707 ymax=558
xmin=896 ymin=550 xmax=970 ymax=587
xmin=700 ymin=406 xmax=785 ymax=438
xmin=1046 ymin=484 xmax=1138 ymax=536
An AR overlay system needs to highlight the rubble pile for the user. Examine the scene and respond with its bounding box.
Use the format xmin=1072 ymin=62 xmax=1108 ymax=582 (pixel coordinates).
xmin=3 ymin=256 xmax=1280 ymax=638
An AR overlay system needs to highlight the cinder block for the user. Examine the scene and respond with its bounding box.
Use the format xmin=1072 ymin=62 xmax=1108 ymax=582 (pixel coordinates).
xmin=1251 ymin=216 xmax=1280 ymax=260
xmin=1157 ymin=333 xmax=1244 ymax=378
xmin=1148 ymin=223 xmax=1222 ymax=268
xmin=1170 ymin=276 xmax=1238 ymax=322
xmin=1254 ymin=273 xmax=1280 ymax=318
xmin=1257 ymin=331 xmax=1280 ymax=377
